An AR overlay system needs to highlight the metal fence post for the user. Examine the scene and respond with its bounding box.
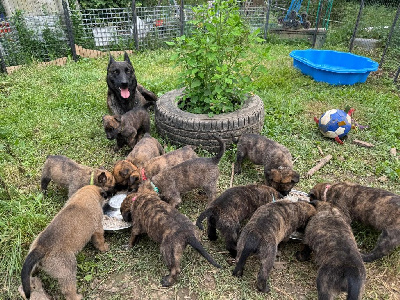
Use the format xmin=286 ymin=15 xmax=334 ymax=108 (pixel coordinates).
xmin=62 ymin=0 xmax=77 ymax=62
xmin=0 ymin=50 xmax=7 ymax=74
xmin=394 ymin=66 xmax=400 ymax=84
xmin=349 ymin=0 xmax=364 ymax=53
xmin=131 ymin=0 xmax=139 ymax=50
xmin=312 ymin=0 xmax=323 ymax=48
xmin=379 ymin=2 xmax=400 ymax=68
xmin=180 ymin=0 xmax=184 ymax=36
xmin=264 ymin=0 xmax=272 ymax=40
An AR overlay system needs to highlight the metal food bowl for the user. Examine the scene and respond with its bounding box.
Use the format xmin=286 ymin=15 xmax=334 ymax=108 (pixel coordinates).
xmin=103 ymin=193 xmax=132 ymax=231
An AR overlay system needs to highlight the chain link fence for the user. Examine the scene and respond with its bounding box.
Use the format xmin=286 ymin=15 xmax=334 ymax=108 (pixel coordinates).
xmin=0 ymin=0 xmax=399 ymax=82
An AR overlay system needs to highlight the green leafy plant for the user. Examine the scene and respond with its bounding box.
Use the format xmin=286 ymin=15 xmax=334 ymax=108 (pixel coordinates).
xmin=167 ymin=0 xmax=268 ymax=115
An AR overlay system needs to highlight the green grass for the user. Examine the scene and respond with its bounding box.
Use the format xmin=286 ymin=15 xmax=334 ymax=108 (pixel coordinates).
xmin=0 ymin=44 xmax=399 ymax=299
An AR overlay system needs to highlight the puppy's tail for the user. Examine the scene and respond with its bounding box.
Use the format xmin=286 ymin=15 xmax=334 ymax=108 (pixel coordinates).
xmin=211 ymin=135 xmax=225 ymax=164
xmin=21 ymin=248 xmax=45 ymax=299
xmin=188 ymin=235 xmax=221 ymax=268
xmin=232 ymin=232 xmax=260 ymax=276
xmin=345 ymin=266 xmax=365 ymax=300
xmin=195 ymin=208 xmax=213 ymax=230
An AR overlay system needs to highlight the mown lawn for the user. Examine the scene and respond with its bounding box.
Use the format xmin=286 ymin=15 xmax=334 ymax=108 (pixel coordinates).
xmin=0 ymin=44 xmax=399 ymax=299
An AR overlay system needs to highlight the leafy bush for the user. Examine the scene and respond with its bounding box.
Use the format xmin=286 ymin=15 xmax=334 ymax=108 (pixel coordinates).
xmin=167 ymin=0 xmax=268 ymax=115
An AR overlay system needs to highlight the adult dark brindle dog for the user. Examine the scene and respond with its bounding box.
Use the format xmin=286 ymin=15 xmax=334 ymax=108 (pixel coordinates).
xmin=107 ymin=52 xmax=157 ymax=115
xmin=309 ymin=181 xmax=400 ymax=262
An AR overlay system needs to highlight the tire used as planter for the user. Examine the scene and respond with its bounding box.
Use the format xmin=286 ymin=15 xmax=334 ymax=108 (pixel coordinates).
xmin=155 ymin=88 xmax=265 ymax=152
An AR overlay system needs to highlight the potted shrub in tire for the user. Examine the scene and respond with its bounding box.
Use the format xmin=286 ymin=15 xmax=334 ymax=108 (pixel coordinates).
xmin=157 ymin=0 xmax=268 ymax=151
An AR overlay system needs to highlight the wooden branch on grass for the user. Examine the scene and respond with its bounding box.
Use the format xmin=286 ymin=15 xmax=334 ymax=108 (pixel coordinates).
xmin=230 ymin=163 xmax=235 ymax=188
xmin=306 ymin=154 xmax=332 ymax=178
xmin=353 ymin=139 xmax=375 ymax=148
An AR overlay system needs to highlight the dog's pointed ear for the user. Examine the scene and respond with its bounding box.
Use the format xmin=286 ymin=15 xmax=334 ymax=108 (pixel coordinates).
xmin=119 ymin=168 xmax=130 ymax=177
xmin=291 ymin=171 xmax=300 ymax=183
xmin=269 ymin=169 xmax=281 ymax=182
xmin=98 ymin=172 xmax=107 ymax=184
xmin=109 ymin=54 xmax=116 ymax=68
xmin=308 ymin=189 xmax=317 ymax=200
xmin=114 ymin=115 xmax=121 ymax=122
xmin=124 ymin=52 xmax=132 ymax=66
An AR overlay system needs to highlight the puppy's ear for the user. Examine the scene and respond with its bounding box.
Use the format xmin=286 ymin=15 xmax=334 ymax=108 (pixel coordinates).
xmin=121 ymin=210 xmax=132 ymax=222
xmin=119 ymin=168 xmax=130 ymax=178
xmin=100 ymin=190 xmax=108 ymax=199
xmin=308 ymin=189 xmax=318 ymax=200
xmin=124 ymin=52 xmax=132 ymax=66
xmin=291 ymin=171 xmax=300 ymax=183
xmin=269 ymin=169 xmax=281 ymax=182
xmin=309 ymin=200 xmax=320 ymax=207
xmin=98 ymin=172 xmax=107 ymax=184
xmin=114 ymin=115 xmax=121 ymax=122
xmin=108 ymin=54 xmax=116 ymax=68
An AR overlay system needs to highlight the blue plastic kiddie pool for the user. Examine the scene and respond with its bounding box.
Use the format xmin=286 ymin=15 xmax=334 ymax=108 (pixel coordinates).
xmin=289 ymin=49 xmax=379 ymax=85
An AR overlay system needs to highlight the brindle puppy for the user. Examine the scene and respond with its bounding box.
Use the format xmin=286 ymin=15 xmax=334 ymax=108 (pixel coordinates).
xmin=196 ymin=184 xmax=282 ymax=257
xmin=234 ymin=133 xmax=299 ymax=196
xmin=21 ymin=185 xmax=109 ymax=300
xmin=41 ymin=155 xmax=115 ymax=197
xmin=309 ymin=182 xmax=400 ymax=262
xmin=233 ymin=200 xmax=316 ymax=293
xmin=123 ymin=189 xmax=221 ymax=287
xmin=112 ymin=145 xmax=198 ymax=191
xmin=296 ymin=201 xmax=366 ymax=300
xmin=149 ymin=136 xmax=225 ymax=207
xmin=102 ymin=105 xmax=151 ymax=150
xmin=107 ymin=52 xmax=157 ymax=115
xmin=126 ymin=133 xmax=165 ymax=167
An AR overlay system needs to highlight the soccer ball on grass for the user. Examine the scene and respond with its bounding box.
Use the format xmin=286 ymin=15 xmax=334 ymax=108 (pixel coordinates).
xmin=315 ymin=109 xmax=353 ymax=144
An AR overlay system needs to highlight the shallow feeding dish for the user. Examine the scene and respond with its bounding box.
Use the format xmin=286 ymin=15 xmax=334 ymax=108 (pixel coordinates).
xmin=103 ymin=193 xmax=132 ymax=231
xmin=289 ymin=49 xmax=379 ymax=85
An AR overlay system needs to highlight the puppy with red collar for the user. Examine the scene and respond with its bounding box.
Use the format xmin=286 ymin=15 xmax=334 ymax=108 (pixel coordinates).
xmin=309 ymin=182 xmax=400 ymax=262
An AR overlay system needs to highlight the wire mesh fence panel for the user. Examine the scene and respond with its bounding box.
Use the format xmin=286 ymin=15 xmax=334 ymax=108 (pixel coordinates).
xmin=348 ymin=0 xmax=399 ymax=69
xmin=0 ymin=0 xmax=69 ymax=68
xmin=135 ymin=5 xmax=183 ymax=50
xmin=0 ymin=0 xmax=399 ymax=81
xmin=72 ymin=7 xmax=134 ymax=51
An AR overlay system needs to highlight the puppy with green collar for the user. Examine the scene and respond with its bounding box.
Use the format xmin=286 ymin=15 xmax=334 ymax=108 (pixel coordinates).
xmin=41 ymin=155 xmax=116 ymax=197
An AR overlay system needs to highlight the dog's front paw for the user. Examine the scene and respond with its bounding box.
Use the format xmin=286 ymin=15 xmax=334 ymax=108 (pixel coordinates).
xmin=100 ymin=243 xmax=110 ymax=252
xmin=232 ymin=268 xmax=243 ymax=277
xmin=256 ymin=280 xmax=270 ymax=293
xmin=161 ymin=275 xmax=175 ymax=287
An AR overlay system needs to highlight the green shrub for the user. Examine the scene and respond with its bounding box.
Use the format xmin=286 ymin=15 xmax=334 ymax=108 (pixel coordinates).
xmin=167 ymin=0 xmax=269 ymax=115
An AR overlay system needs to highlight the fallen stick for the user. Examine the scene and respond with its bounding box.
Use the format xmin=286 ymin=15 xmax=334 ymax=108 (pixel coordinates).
xmin=353 ymin=139 xmax=375 ymax=148
xmin=230 ymin=162 xmax=235 ymax=188
xmin=317 ymin=145 xmax=324 ymax=156
xmin=306 ymin=154 xmax=332 ymax=178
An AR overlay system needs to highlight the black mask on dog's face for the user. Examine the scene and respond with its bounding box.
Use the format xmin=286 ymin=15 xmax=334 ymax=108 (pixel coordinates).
xmin=107 ymin=53 xmax=137 ymax=100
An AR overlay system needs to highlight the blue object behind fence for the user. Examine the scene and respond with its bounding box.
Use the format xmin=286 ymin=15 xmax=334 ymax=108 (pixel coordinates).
xmin=289 ymin=49 xmax=379 ymax=85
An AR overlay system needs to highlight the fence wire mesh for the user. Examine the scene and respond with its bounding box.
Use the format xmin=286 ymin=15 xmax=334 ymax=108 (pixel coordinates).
xmin=0 ymin=0 xmax=399 ymax=82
